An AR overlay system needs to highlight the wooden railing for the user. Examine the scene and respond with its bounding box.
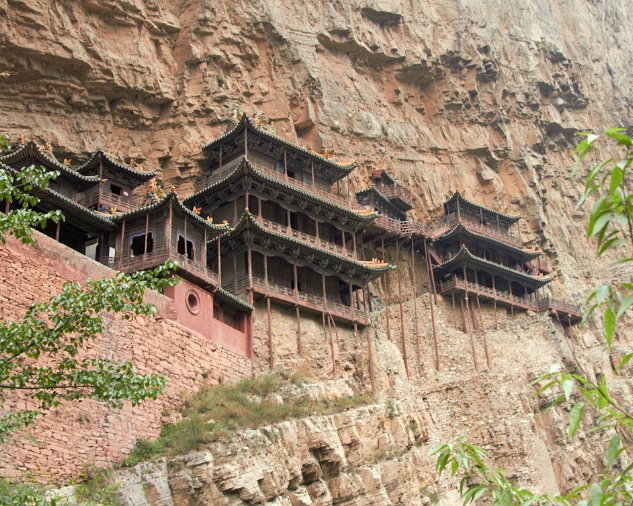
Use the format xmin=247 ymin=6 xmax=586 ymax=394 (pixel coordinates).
xmin=194 ymin=156 xmax=367 ymax=211
xmin=224 ymin=276 xmax=364 ymax=322
xmin=429 ymin=215 xmax=522 ymax=246
xmin=437 ymin=277 xmax=534 ymax=309
xmin=78 ymin=186 xmax=135 ymax=212
xmin=372 ymin=215 xmax=428 ymax=237
xmin=102 ymin=245 xmax=219 ymax=286
xmin=374 ymin=182 xmax=414 ymax=208
xmin=436 ymin=277 xmax=582 ymax=318
xmin=257 ymin=217 xmax=354 ymax=258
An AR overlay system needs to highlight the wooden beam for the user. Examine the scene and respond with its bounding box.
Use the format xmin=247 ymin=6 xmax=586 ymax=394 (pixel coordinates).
xmin=424 ymin=240 xmax=440 ymax=371
xmin=381 ymin=235 xmax=391 ymax=341
xmin=411 ymin=240 xmax=421 ymax=376
xmin=396 ymin=239 xmax=409 ymax=379
xmin=363 ymin=286 xmax=376 ymax=392
xmin=295 ymin=306 xmax=302 ymax=356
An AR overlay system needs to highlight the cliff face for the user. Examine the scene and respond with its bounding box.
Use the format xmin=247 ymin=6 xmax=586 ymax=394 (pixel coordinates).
xmin=1 ymin=0 xmax=632 ymax=292
xmin=2 ymin=0 xmax=633 ymax=502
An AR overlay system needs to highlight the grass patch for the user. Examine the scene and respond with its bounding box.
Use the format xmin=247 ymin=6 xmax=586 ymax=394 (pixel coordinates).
xmin=74 ymin=466 xmax=120 ymax=505
xmin=123 ymin=373 xmax=374 ymax=466
xmin=0 ymin=478 xmax=47 ymax=505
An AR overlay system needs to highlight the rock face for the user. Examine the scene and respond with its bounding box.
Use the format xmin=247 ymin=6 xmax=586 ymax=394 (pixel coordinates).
xmin=2 ymin=0 xmax=633 ymax=503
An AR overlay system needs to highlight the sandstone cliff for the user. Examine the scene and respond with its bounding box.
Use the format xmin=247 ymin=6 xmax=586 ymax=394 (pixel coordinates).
xmin=1 ymin=0 xmax=633 ymax=503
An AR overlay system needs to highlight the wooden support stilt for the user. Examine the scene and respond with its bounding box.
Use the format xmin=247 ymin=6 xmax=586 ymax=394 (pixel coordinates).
xmin=247 ymin=245 xmax=255 ymax=377
xmin=266 ymin=297 xmax=273 ymax=370
xmin=452 ymin=293 xmax=458 ymax=329
xmin=295 ymin=306 xmax=302 ymax=356
xmin=492 ymin=276 xmax=498 ymax=329
xmin=460 ymin=295 xmax=467 ymax=333
xmin=264 ymin=254 xmax=273 ymax=370
xmin=396 ymin=239 xmax=409 ymax=379
xmin=381 ymin=235 xmax=392 ymax=341
xmin=423 ymin=240 xmax=440 ymax=371
xmin=363 ymin=287 xmax=376 ymax=392
xmin=328 ymin=313 xmax=340 ymax=379
xmin=411 ymin=240 xmax=421 ymax=376
xmin=477 ymin=295 xmax=490 ymax=370
xmin=55 ymin=221 xmax=60 ymax=242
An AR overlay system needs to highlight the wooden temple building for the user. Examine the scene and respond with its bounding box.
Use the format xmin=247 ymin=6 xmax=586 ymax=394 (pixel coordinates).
xmin=429 ymin=192 xmax=581 ymax=327
xmin=0 ymin=123 xmax=581 ymax=377
xmin=183 ymin=114 xmax=394 ymax=368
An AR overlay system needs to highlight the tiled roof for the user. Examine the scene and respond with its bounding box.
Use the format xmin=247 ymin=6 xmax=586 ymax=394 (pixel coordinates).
xmin=443 ymin=191 xmax=520 ymax=222
xmin=217 ymin=210 xmax=394 ymax=274
xmin=183 ymin=159 xmax=379 ymax=223
xmin=77 ymin=150 xmax=156 ymax=183
xmin=112 ymin=193 xmax=230 ymax=236
xmin=433 ymin=245 xmax=551 ymax=287
xmin=1 ymin=142 xmax=100 ymax=187
xmin=355 ymin=186 xmax=405 ymax=216
xmin=215 ymin=287 xmax=253 ymax=312
xmin=434 ymin=222 xmax=541 ymax=259
xmin=202 ymin=114 xmax=357 ymax=181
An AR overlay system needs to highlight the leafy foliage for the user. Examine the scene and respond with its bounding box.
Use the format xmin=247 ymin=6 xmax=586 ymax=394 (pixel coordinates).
xmin=0 ymin=478 xmax=50 ymax=506
xmin=0 ymin=132 xmax=179 ymax=441
xmin=433 ymin=130 xmax=633 ymax=504
xmin=0 ymin=134 xmax=63 ymax=245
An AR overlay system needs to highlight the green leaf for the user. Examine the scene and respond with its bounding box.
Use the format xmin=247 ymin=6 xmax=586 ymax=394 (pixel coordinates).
xmin=451 ymin=459 xmax=459 ymax=477
xmin=569 ymin=402 xmax=585 ymax=440
xmin=604 ymin=307 xmax=616 ymax=347
xmin=616 ymin=294 xmax=633 ymax=319
xmin=617 ymin=352 xmax=633 ymax=371
xmin=589 ymin=483 xmax=603 ymax=506
xmin=562 ymin=377 xmax=574 ymax=401
xmin=606 ymin=434 xmax=620 ymax=469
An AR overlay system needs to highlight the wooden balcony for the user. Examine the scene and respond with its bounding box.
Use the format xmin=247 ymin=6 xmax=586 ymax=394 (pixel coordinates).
xmin=374 ymin=182 xmax=414 ymax=209
xmin=429 ymin=215 xmax=522 ymax=247
xmin=437 ymin=276 xmax=535 ymax=310
xmin=223 ymin=276 xmax=367 ymax=326
xmin=257 ymin=217 xmax=354 ymax=258
xmin=371 ymin=215 xmax=428 ymax=237
xmin=194 ymin=157 xmax=365 ymax=211
xmin=436 ymin=277 xmax=581 ymax=323
xmin=101 ymin=245 xmax=219 ymax=288
xmin=78 ymin=186 xmax=135 ymax=212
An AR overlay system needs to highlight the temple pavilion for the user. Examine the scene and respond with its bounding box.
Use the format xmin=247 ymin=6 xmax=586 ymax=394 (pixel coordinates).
xmin=430 ymin=192 xmax=581 ymax=325
xmin=184 ymin=114 xmax=394 ymax=335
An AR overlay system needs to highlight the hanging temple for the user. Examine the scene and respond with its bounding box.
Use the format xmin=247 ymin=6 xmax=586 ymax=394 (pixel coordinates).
xmin=0 ymin=114 xmax=581 ymax=374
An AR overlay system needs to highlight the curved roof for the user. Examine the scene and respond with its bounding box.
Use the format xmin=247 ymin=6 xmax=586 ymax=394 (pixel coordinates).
xmin=184 ymin=159 xmax=378 ymax=224
xmin=356 ymin=186 xmax=406 ymax=217
xmin=215 ymin=287 xmax=253 ymax=312
xmin=77 ymin=150 xmax=156 ymax=184
xmin=202 ymin=114 xmax=357 ymax=182
xmin=1 ymin=142 xmax=99 ymax=187
xmin=112 ymin=193 xmax=230 ymax=237
xmin=433 ymin=222 xmax=541 ymax=260
xmin=214 ymin=210 xmax=394 ymax=277
xmin=433 ymin=246 xmax=551 ymax=287
xmin=443 ymin=191 xmax=520 ymax=223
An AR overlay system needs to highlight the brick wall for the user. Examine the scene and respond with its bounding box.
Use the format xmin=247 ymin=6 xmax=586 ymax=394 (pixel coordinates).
xmin=0 ymin=232 xmax=251 ymax=482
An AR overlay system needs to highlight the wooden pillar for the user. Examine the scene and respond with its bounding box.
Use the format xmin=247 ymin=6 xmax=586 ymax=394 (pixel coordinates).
xmin=183 ymin=216 xmax=188 ymax=261
xmin=456 ymin=196 xmax=461 ymax=221
xmin=97 ymin=156 xmax=103 ymax=211
xmin=463 ymin=265 xmax=478 ymax=372
xmin=244 ymin=123 xmax=248 ymax=158
xmin=203 ymin=228 xmax=207 ymax=268
xmin=381 ymin=235 xmax=392 ymax=341
xmin=352 ymin=232 xmax=357 ymax=257
xmin=233 ymin=199 xmax=238 ymax=224
xmin=348 ymin=280 xmax=355 ymax=321
xmin=396 ymin=239 xmax=409 ymax=379
xmin=479 ymin=207 xmax=483 ymax=225
xmin=424 ymin=240 xmax=440 ymax=371
xmin=341 ymin=230 xmax=346 ymax=250
xmin=143 ymin=211 xmax=149 ymax=257
xmin=55 ymin=222 xmax=60 ymax=242
xmin=496 ymin=214 xmax=500 ymax=234
xmin=257 ymin=197 xmax=262 ymax=218
xmin=296 ymin=306 xmax=302 ymax=356
xmin=264 ymin=253 xmax=273 ymax=369
xmin=287 ymin=208 xmax=291 ymax=233
xmin=283 ymin=147 xmax=287 ymax=176
xmin=473 ymin=270 xmax=484 ymax=329
xmin=452 ymin=292 xmax=458 ymax=328
xmin=459 ymin=295 xmax=467 ymax=333
xmin=315 ymin=220 xmax=320 ymax=241
xmin=411 ymin=240 xmax=421 ymax=376
xmin=311 ymin=160 xmax=315 ymax=186
xmin=247 ymin=245 xmax=254 ymax=375
xmin=360 ymin=232 xmax=366 ymax=260
xmin=364 ymin=286 xmax=376 ymax=392
xmin=217 ymin=236 xmax=222 ymax=286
